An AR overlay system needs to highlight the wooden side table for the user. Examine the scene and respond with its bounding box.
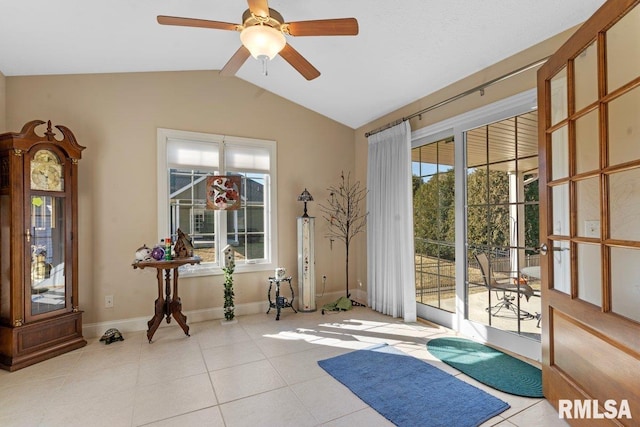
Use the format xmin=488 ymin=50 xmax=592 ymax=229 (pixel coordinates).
xmin=132 ymin=257 xmax=200 ymax=342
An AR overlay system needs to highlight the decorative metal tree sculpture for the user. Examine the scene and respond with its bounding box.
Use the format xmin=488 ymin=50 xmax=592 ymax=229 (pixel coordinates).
xmin=319 ymin=172 xmax=367 ymax=303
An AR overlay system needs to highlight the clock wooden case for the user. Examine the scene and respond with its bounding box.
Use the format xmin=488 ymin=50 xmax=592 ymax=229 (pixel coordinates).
xmin=0 ymin=120 xmax=86 ymax=371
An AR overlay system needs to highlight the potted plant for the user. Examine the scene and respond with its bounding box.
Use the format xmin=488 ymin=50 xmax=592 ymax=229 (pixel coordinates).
xmin=222 ymin=245 xmax=236 ymax=322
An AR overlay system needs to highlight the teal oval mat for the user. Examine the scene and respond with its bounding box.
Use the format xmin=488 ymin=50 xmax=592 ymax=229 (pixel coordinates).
xmin=427 ymin=337 xmax=543 ymax=398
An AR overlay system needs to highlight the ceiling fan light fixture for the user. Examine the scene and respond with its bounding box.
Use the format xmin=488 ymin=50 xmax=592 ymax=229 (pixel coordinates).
xmin=240 ymin=24 xmax=286 ymax=60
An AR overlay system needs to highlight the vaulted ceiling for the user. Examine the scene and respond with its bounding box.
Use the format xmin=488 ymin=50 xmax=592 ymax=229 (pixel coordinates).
xmin=0 ymin=1 xmax=606 ymax=128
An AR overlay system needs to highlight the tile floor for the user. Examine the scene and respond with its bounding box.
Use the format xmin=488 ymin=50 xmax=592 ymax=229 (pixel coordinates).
xmin=0 ymin=307 xmax=567 ymax=427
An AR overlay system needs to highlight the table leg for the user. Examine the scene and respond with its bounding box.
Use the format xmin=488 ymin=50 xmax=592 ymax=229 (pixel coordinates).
xmin=164 ymin=270 xmax=172 ymax=324
xmin=266 ymin=281 xmax=273 ymax=314
xmin=287 ymin=279 xmax=298 ymax=313
xmin=275 ymin=283 xmax=281 ymax=321
xmin=170 ymin=268 xmax=190 ymax=336
xmin=147 ymin=269 xmax=165 ymax=343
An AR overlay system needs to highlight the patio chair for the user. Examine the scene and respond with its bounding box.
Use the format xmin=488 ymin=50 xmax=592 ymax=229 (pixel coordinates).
xmin=474 ymin=252 xmax=535 ymax=320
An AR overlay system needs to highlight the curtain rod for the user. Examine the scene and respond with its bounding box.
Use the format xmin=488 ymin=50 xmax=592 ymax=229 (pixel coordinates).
xmin=364 ymin=56 xmax=550 ymax=138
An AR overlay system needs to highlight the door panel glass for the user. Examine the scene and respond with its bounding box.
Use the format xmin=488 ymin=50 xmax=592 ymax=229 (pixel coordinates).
xmin=1 ymin=195 xmax=9 ymax=321
xmin=488 ymin=118 xmax=516 ymax=164
xmin=576 ymin=177 xmax=600 ymax=238
xmin=551 ymin=67 xmax=568 ymax=126
xmin=577 ymin=243 xmax=602 ymax=306
xmin=488 ymin=163 xmax=511 ymax=205
xmin=465 ymin=112 xmax=540 ymax=339
xmin=524 ymin=204 xmax=539 ymax=250
xmin=517 ymin=111 xmax=538 ymax=158
xmin=608 ymin=85 xmax=640 ymax=166
xmin=551 ymin=126 xmax=569 ymax=180
xmin=467 ymin=248 xmax=487 ymax=326
xmin=575 ymin=108 xmax=600 ymax=174
xmin=552 ymin=240 xmax=571 ymax=294
xmin=552 ymin=184 xmax=570 ymax=236
xmin=413 ymin=138 xmax=455 ymax=313
xmin=30 ymin=195 xmax=66 ymax=316
xmin=489 ymin=205 xmax=510 ymax=247
xmin=610 ymin=167 xmax=640 ymax=241
xmin=466 ymin=206 xmax=488 ymax=245
xmin=610 ymin=246 xmax=640 ymax=322
xmin=606 ymin=5 xmax=640 ymax=92
xmin=574 ymin=42 xmax=599 ymax=111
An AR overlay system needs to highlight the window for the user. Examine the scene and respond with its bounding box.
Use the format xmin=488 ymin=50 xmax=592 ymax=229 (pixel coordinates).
xmin=157 ymin=128 xmax=277 ymax=276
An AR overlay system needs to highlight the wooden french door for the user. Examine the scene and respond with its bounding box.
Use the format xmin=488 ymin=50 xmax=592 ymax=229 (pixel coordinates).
xmin=538 ymin=0 xmax=640 ymax=424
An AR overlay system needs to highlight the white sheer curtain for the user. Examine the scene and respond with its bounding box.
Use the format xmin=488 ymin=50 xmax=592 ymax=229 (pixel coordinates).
xmin=367 ymin=121 xmax=416 ymax=322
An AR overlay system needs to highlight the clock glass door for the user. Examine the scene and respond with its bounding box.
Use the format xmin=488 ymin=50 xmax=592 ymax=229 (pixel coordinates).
xmin=29 ymin=195 xmax=66 ymax=316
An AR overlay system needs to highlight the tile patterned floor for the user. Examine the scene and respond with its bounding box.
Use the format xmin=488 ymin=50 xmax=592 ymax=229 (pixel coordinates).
xmin=0 ymin=307 xmax=567 ymax=426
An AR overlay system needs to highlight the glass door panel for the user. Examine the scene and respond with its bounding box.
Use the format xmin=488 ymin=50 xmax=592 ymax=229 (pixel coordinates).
xmin=551 ymin=184 xmax=570 ymax=236
xmin=413 ymin=138 xmax=456 ymax=312
xmin=30 ymin=195 xmax=66 ymax=316
xmin=552 ymin=240 xmax=570 ymax=294
xmin=488 ymin=118 xmax=517 ymax=164
xmin=517 ymin=111 xmax=538 ymax=158
xmin=550 ymin=67 xmax=568 ymax=126
xmin=576 ymin=243 xmax=602 ymax=306
xmin=609 ymin=167 xmax=640 ymax=241
xmin=608 ymin=86 xmax=640 ymax=166
xmin=610 ymin=246 xmax=640 ymax=322
xmin=575 ymin=109 xmax=599 ymax=174
xmin=606 ymin=5 xmax=640 ymax=93
xmin=0 ymin=195 xmax=10 ymax=321
xmin=575 ymin=177 xmax=600 ymax=238
xmin=465 ymin=111 xmax=540 ymax=339
xmin=551 ymin=126 xmax=569 ymax=180
xmin=574 ymin=42 xmax=599 ymax=112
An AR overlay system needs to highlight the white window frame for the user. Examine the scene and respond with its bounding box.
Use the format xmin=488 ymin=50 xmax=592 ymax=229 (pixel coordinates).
xmin=157 ymin=128 xmax=278 ymax=277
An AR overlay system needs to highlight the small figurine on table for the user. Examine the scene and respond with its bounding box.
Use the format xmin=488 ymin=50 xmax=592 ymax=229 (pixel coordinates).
xmin=134 ymin=244 xmax=153 ymax=263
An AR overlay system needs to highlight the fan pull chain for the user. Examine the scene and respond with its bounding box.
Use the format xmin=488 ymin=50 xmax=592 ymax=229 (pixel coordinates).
xmin=260 ymin=55 xmax=269 ymax=76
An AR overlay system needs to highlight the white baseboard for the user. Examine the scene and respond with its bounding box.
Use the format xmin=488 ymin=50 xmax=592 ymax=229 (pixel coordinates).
xmin=83 ymin=301 xmax=265 ymax=338
xmin=85 ymin=291 xmax=370 ymax=339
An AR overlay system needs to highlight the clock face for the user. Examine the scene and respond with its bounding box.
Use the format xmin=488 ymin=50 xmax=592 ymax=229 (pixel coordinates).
xmin=30 ymin=150 xmax=63 ymax=191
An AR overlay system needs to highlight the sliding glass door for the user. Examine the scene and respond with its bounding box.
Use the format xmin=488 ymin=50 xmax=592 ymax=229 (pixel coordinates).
xmin=413 ymin=90 xmax=542 ymax=359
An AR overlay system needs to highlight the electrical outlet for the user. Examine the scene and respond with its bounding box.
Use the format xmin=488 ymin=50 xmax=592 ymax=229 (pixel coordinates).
xmin=105 ymin=295 xmax=114 ymax=308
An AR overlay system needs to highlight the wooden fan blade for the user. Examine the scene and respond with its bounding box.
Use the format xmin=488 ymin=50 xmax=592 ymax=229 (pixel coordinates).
xmin=157 ymin=15 xmax=239 ymax=31
xmin=285 ymin=18 xmax=358 ymax=36
xmin=279 ymin=43 xmax=320 ymax=81
xmin=247 ymin=0 xmax=270 ymax=17
xmin=220 ymin=46 xmax=251 ymax=76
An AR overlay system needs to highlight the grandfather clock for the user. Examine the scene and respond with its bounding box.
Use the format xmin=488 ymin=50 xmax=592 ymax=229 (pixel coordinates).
xmin=0 ymin=120 xmax=86 ymax=371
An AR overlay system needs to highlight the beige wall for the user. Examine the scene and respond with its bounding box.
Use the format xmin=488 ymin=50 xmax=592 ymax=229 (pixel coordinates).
xmin=0 ymin=71 xmax=6 ymax=132
xmin=3 ymin=23 xmax=584 ymax=333
xmin=6 ymin=71 xmax=355 ymax=332
xmin=352 ymin=25 xmax=581 ymax=294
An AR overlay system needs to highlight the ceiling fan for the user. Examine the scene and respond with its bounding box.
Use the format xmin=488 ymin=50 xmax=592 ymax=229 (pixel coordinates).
xmin=157 ymin=0 xmax=359 ymax=81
